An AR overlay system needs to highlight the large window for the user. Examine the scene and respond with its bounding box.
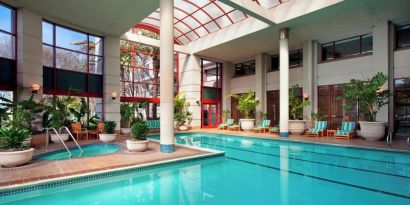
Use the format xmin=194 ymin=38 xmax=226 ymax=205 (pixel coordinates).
xmin=270 ymin=49 xmax=303 ymax=72
xmin=318 ymin=84 xmax=358 ymax=129
xmin=234 ymin=60 xmax=255 ymax=77
xmin=120 ymin=39 xmax=179 ymax=120
xmin=396 ymin=24 xmax=410 ymax=49
xmin=321 ymin=33 xmax=373 ymax=61
xmin=266 ymin=88 xmax=302 ymax=126
xmin=0 ymin=3 xmax=16 ymax=92
xmin=394 ymin=78 xmax=410 ymax=136
xmin=42 ymin=21 xmax=104 ymax=123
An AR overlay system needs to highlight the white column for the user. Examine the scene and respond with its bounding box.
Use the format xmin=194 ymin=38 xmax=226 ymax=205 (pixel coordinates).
xmin=17 ymin=9 xmax=43 ymax=100
xmin=178 ymin=54 xmax=201 ymax=127
xmin=255 ymin=53 xmax=266 ymax=124
xmin=103 ymin=36 xmax=121 ymax=129
xmin=279 ymin=28 xmax=289 ymax=137
xmin=17 ymin=9 xmax=43 ymax=131
xmin=160 ymin=0 xmax=175 ymax=153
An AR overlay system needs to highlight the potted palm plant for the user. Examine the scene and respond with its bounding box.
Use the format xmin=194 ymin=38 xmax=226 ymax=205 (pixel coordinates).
xmin=289 ymin=85 xmax=310 ymax=135
xmin=344 ymin=72 xmax=390 ymax=140
xmin=0 ymin=107 xmax=33 ymax=167
xmin=99 ymin=121 xmax=117 ymax=143
xmin=174 ymin=93 xmax=191 ymax=131
xmin=120 ymin=103 xmax=134 ymax=134
xmin=44 ymin=96 xmax=71 ymax=143
xmin=127 ymin=120 xmax=149 ymax=152
xmin=228 ymin=90 xmax=260 ymax=131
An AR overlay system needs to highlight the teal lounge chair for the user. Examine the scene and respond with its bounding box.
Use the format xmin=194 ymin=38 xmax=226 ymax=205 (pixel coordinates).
xmin=252 ymin=119 xmax=271 ymax=133
xmin=269 ymin=126 xmax=279 ymax=134
xmin=307 ymin=121 xmax=328 ymax=137
xmin=228 ymin=120 xmax=241 ymax=131
xmin=218 ymin=119 xmax=234 ymax=130
xmin=335 ymin=121 xmax=356 ymax=140
xmin=146 ymin=120 xmax=160 ymax=130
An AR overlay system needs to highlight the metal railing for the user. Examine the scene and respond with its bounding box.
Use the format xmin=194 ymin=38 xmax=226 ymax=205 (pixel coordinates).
xmin=386 ymin=128 xmax=393 ymax=147
xmin=45 ymin=127 xmax=72 ymax=158
xmin=59 ymin=126 xmax=83 ymax=156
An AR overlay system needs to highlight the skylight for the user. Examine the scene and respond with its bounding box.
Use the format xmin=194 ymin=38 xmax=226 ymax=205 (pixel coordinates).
xmin=138 ymin=0 xmax=249 ymax=45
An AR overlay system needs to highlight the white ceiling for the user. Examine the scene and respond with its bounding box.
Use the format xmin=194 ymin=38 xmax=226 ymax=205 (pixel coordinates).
xmin=3 ymin=0 xmax=158 ymax=36
xmin=196 ymin=0 xmax=410 ymax=62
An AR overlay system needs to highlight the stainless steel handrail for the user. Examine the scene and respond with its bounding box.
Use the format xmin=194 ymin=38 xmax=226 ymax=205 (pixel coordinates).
xmin=59 ymin=126 xmax=83 ymax=156
xmin=386 ymin=128 xmax=393 ymax=147
xmin=407 ymin=136 xmax=409 ymax=147
xmin=45 ymin=127 xmax=72 ymax=158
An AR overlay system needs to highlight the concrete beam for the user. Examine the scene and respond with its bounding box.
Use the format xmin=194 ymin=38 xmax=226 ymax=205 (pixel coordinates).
xmin=219 ymin=0 xmax=275 ymax=25
xmin=121 ymin=32 xmax=190 ymax=54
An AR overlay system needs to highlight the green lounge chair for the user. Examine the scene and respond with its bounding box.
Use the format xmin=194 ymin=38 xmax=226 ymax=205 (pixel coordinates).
xmin=335 ymin=121 xmax=356 ymax=140
xmin=307 ymin=121 xmax=328 ymax=137
xmin=146 ymin=120 xmax=160 ymax=130
xmin=252 ymin=119 xmax=271 ymax=133
xmin=218 ymin=119 xmax=234 ymax=130
xmin=269 ymin=126 xmax=279 ymax=134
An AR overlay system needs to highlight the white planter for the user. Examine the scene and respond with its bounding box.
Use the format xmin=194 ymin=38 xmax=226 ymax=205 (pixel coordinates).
xmin=99 ymin=134 xmax=116 ymax=143
xmin=50 ymin=134 xmax=69 ymax=143
xmin=240 ymin=119 xmax=255 ymax=131
xmin=121 ymin=128 xmax=131 ymax=134
xmin=178 ymin=125 xmax=189 ymax=131
xmin=0 ymin=148 xmax=34 ymax=167
xmin=359 ymin=121 xmax=386 ymax=141
xmin=126 ymin=139 xmax=149 ymax=152
xmin=289 ymin=120 xmax=307 ymax=135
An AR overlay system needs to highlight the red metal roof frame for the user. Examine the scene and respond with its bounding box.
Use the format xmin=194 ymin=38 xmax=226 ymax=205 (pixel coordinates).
xmin=138 ymin=0 xmax=250 ymax=45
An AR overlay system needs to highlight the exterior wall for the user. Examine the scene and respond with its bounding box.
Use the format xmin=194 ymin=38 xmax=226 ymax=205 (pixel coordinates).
xmin=178 ymin=54 xmax=202 ymax=127
xmin=103 ymin=36 xmax=121 ymax=129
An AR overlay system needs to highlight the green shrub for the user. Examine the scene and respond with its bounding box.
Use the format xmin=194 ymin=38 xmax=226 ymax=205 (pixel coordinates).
xmin=228 ymin=90 xmax=260 ymax=119
xmin=289 ymin=84 xmax=310 ymax=120
xmin=103 ymin=121 xmax=117 ymax=134
xmin=131 ymin=121 xmax=149 ymax=141
xmin=0 ymin=127 xmax=31 ymax=151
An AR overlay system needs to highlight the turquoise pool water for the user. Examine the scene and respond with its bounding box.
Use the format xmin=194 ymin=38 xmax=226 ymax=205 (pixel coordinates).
xmin=1 ymin=132 xmax=409 ymax=205
xmin=34 ymin=144 xmax=122 ymax=160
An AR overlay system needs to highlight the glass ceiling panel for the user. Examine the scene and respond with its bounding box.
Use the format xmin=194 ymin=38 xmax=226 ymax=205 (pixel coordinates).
xmin=137 ymin=0 xmax=251 ymax=45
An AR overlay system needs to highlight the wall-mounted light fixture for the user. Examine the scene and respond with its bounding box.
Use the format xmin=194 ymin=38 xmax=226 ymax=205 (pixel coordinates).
xmin=255 ymin=97 xmax=260 ymax=102
xmin=303 ymin=93 xmax=309 ymax=100
xmin=31 ymin=84 xmax=40 ymax=94
xmin=111 ymin=92 xmax=118 ymax=100
xmin=195 ymin=98 xmax=200 ymax=105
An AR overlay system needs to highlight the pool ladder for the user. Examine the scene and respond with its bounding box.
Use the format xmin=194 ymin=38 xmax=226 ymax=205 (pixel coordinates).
xmin=386 ymin=128 xmax=393 ymax=148
xmin=45 ymin=127 xmax=83 ymax=158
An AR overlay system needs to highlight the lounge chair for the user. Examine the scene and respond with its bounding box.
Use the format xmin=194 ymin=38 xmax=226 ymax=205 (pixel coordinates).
xmin=146 ymin=120 xmax=160 ymax=130
xmin=228 ymin=120 xmax=241 ymax=131
xmin=307 ymin=121 xmax=328 ymax=137
xmin=269 ymin=126 xmax=279 ymax=134
xmin=334 ymin=121 xmax=356 ymax=140
xmin=218 ymin=119 xmax=234 ymax=130
xmin=252 ymin=119 xmax=271 ymax=133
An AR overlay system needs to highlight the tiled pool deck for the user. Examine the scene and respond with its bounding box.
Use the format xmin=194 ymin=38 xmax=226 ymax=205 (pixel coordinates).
xmin=0 ymin=135 xmax=212 ymax=188
xmin=0 ymin=129 xmax=408 ymax=189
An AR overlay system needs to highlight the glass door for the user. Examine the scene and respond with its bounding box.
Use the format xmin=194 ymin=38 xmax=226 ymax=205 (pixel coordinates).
xmin=202 ymin=103 xmax=220 ymax=128
xmin=201 ymin=59 xmax=222 ymax=128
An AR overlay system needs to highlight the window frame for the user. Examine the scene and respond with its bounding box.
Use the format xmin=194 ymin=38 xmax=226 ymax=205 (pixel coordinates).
xmin=269 ymin=49 xmax=303 ymax=72
xmin=396 ymin=24 xmax=410 ymax=50
xmin=0 ymin=2 xmax=17 ymax=92
xmin=234 ymin=60 xmax=256 ymax=77
xmin=320 ymin=33 xmax=373 ymax=63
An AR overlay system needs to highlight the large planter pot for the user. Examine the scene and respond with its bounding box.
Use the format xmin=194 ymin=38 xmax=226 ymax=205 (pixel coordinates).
xmin=99 ymin=134 xmax=116 ymax=143
xmin=240 ymin=119 xmax=255 ymax=131
xmin=50 ymin=134 xmax=69 ymax=143
xmin=0 ymin=148 xmax=34 ymax=167
xmin=359 ymin=121 xmax=386 ymax=140
xmin=126 ymin=139 xmax=149 ymax=152
xmin=178 ymin=125 xmax=189 ymax=131
xmin=121 ymin=128 xmax=131 ymax=134
xmin=289 ymin=120 xmax=306 ymax=135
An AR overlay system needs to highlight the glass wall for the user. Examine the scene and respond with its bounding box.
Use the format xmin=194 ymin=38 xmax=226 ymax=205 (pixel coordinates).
xmin=42 ymin=20 xmax=104 ymax=124
xmin=120 ymin=39 xmax=179 ymax=120
xmin=0 ymin=3 xmax=16 ymax=93
xmin=321 ymin=33 xmax=373 ymax=61
xmin=270 ymin=49 xmax=303 ymax=72
xmin=234 ymin=60 xmax=255 ymax=77
xmin=396 ymin=24 xmax=410 ymax=49
xmin=201 ymin=59 xmax=222 ymax=128
xmin=394 ymin=78 xmax=410 ymax=136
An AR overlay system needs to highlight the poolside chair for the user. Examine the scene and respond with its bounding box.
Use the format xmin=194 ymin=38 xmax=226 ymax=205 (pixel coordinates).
xmin=269 ymin=126 xmax=279 ymax=134
xmin=228 ymin=120 xmax=241 ymax=131
xmin=146 ymin=120 xmax=160 ymax=130
xmin=252 ymin=119 xmax=271 ymax=133
xmin=71 ymin=122 xmax=89 ymax=141
xmin=307 ymin=121 xmax=328 ymax=137
xmin=218 ymin=119 xmax=234 ymax=130
xmin=88 ymin=122 xmax=104 ymax=140
xmin=334 ymin=121 xmax=356 ymax=140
